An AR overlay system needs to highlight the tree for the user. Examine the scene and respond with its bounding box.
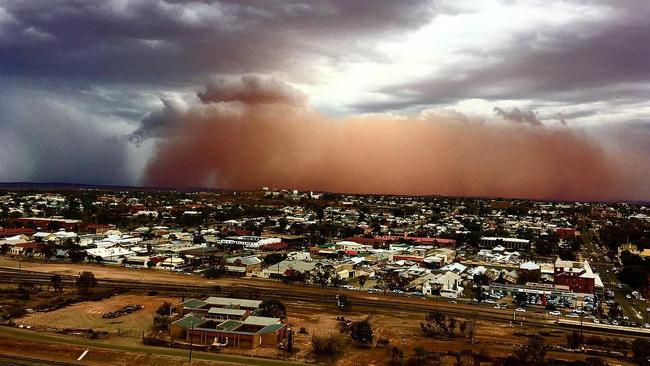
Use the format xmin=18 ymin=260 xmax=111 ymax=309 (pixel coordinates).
xmin=566 ymin=330 xmax=584 ymax=349
xmin=513 ymin=335 xmax=546 ymax=365
xmin=421 ymin=311 xmax=459 ymax=338
xmin=411 ymin=346 xmax=429 ymax=366
xmin=619 ymin=265 xmax=649 ymax=289
xmin=350 ymin=319 xmax=373 ymax=345
xmin=39 ymin=244 xmax=55 ymax=262
xmin=75 ymin=271 xmax=97 ymax=294
xmin=50 ymin=274 xmax=63 ymax=293
xmin=156 ymin=302 xmax=173 ymax=316
xmin=633 ymin=338 xmax=650 ymax=365
xmin=258 ymin=299 xmax=286 ymax=319
xmin=358 ymin=275 xmax=367 ymax=289
xmin=203 ymin=265 xmax=226 ymax=279
xmin=263 ymin=253 xmax=286 ymax=267
xmin=68 ymin=249 xmax=87 ymax=263
xmin=311 ymin=333 xmax=346 ymax=357
xmin=337 ymin=294 xmax=350 ymax=311
xmin=608 ymin=302 xmax=623 ymax=319
xmin=193 ymin=234 xmax=206 ymax=244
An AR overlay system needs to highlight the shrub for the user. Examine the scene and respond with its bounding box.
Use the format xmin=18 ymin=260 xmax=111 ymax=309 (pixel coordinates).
xmin=311 ymin=333 xmax=347 ymax=357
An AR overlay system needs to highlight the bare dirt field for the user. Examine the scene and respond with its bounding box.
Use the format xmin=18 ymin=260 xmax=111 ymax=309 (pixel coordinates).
xmin=17 ymin=294 xmax=179 ymax=337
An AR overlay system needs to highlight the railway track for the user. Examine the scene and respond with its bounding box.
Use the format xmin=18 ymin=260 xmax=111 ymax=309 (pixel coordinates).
xmin=1 ymin=268 xmax=648 ymax=337
xmin=0 ymin=354 xmax=80 ymax=366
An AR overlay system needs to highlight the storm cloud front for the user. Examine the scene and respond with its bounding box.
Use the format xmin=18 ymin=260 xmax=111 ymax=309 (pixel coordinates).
xmin=140 ymin=77 xmax=645 ymax=201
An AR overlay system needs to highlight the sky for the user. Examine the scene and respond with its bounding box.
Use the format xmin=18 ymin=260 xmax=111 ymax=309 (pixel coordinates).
xmin=1 ymin=0 xmax=649 ymax=201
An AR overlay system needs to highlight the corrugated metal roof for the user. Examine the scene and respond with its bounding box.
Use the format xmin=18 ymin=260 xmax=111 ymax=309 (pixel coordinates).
xmin=172 ymin=315 xmax=204 ymax=329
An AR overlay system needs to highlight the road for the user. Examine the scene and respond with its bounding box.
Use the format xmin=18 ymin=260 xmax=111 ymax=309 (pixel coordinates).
xmin=0 ymin=326 xmax=305 ymax=366
xmin=583 ymin=229 xmax=649 ymax=323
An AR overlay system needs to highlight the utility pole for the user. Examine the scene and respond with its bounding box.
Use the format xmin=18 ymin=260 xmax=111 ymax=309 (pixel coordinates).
xmin=188 ymin=320 xmax=194 ymax=364
xmin=579 ymin=299 xmax=584 ymax=336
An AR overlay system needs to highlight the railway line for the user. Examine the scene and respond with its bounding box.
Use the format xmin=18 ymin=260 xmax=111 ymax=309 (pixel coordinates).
xmin=2 ymin=267 xmax=648 ymax=338
xmin=0 ymin=354 xmax=80 ymax=366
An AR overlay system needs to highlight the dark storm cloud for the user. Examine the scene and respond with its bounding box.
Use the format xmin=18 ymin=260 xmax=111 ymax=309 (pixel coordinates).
xmin=356 ymin=2 xmax=650 ymax=112
xmin=0 ymin=82 xmax=132 ymax=185
xmin=493 ymin=107 xmax=542 ymax=126
xmin=198 ymin=76 xmax=307 ymax=106
xmin=0 ymin=0 xmax=434 ymax=84
xmin=129 ymin=98 xmax=187 ymax=143
xmin=130 ymin=75 xmax=308 ymax=142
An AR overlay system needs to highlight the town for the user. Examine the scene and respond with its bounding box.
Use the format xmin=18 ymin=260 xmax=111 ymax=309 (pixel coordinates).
xmin=1 ymin=186 xmax=650 ymax=365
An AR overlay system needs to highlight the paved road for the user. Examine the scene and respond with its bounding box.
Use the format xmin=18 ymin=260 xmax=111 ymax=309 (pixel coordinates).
xmin=584 ymin=229 xmax=649 ymax=323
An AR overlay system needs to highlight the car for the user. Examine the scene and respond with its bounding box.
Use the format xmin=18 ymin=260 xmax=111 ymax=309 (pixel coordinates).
xmin=626 ymin=294 xmax=632 ymax=299
xmin=549 ymin=311 xmax=562 ymax=316
xmin=612 ymin=320 xmax=619 ymax=326
xmin=515 ymin=308 xmax=526 ymax=312
xmin=593 ymin=319 xmax=600 ymax=324
xmin=566 ymin=313 xmax=579 ymax=318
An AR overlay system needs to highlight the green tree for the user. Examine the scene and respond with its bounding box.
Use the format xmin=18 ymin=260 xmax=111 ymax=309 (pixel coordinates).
xmin=258 ymin=299 xmax=286 ymax=319
xmin=263 ymin=253 xmax=286 ymax=267
xmin=75 ymin=271 xmax=97 ymax=294
xmin=337 ymin=294 xmax=350 ymax=311
xmin=513 ymin=335 xmax=546 ymax=365
xmin=350 ymin=319 xmax=373 ymax=345
xmin=50 ymin=274 xmax=63 ymax=293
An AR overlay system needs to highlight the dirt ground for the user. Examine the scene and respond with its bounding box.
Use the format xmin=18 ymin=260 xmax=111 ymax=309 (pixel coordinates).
xmin=3 ymin=292 xmax=638 ymax=366
xmin=17 ymin=294 xmax=179 ymax=337
xmin=284 ymin=303 xmax=634 ymax=366
xmin=0 ymin=258 xmax=639 ymax=365
xmin=0 ymin=334 xmax=246 ymax=366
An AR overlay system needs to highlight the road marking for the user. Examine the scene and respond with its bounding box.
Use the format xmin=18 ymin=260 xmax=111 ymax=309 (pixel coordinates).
xmin=77 ymin=349 xmax=89 ymax=361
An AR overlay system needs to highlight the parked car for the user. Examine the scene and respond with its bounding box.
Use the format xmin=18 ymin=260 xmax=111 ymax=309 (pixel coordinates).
xmin=549 ymin=311 xmax=562 ymax=316
xmin=515 ymin=308 xmax=526 ymax=312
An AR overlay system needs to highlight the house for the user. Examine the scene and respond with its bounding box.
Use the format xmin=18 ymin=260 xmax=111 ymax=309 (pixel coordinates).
xmin=10 ymin=242 xmax=41 ymax=256
xmin=86 ymin=247 xmax=135 ymax=262
xmin=481 ymin=237 xmax=530 ymax=251
xmin=519 ymin=262 xmax=541 ymax=284
xmin=262 ymin=259 xmax=316 ymax=278
xmin=156 ymin=256 xmax=185 ymax=271
xmin=412 ymin=271 xmax=464 ymax=298
xmin=227 ymin=255 xmax=262 ymax=273
xmin=0 ymin=227 xmax=35 ymax=238
xmin=335 ymin=241 xmax=370 ymax=253
xmin=171 ymin=297 xmax=288 ymax=349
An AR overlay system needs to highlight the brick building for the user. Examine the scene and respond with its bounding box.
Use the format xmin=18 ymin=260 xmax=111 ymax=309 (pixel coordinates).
xmin=553 ymin=258 xmax=596 ymax=294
